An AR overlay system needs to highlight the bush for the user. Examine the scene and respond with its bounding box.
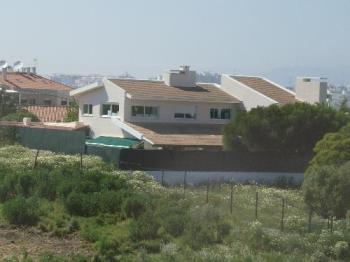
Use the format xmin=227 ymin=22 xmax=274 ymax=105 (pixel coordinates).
xmin=303 ymin=162 xmax=350 ymax=218
xmin=98 ymin=191 xmax=123 ymax=213
xmin=2 ymin=196 xmax=40 ymax=226
xmin=122 ymin=194 xmax=150 ymax=218
xmin=184 ymin=205 xmax=231 ymax=249
xmin=65 ymin=191 xmax=99 ymax=217
xmin=129 ymin=209 xmax=160 ymax=241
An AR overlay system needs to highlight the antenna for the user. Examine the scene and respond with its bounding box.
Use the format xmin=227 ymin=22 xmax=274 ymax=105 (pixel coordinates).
xmin=13 ymin=61 xmax=24 ymax=71
xmin=0 ymin=60 xmax=8 ymax=69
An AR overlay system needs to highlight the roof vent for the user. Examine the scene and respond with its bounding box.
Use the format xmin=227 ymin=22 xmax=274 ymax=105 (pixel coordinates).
xmin=163 ymin=65 xmax=196 ymax=88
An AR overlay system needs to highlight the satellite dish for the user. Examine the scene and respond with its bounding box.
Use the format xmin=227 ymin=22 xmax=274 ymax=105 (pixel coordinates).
xmin=13 ymin=61 xmax=24 ymax=71
xmin=0 ymin=60 xmax=8 ymax=69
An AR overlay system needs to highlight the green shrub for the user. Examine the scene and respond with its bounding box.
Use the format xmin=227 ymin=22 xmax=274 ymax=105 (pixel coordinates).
xmin=18 ymin=173 xmax=35 ymax=197
xmin=129 ymin=209 xmax=160 ymax=241
xmin=2 ymin=196 xmax=40 ymax=226
xmin=122 ymin=194 xmax=150 ymax=218
xmin=65 ymin=191 xmax=99 ymax=217
xmin=98 ymin=191 xmax=123 ymax=213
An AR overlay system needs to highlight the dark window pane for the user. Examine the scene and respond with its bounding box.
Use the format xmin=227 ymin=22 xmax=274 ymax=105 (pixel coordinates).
xmin=174 ymin=113 xmax=184 ymax=118
xmin=221 ymin=109 xmax=231 ymax=119
xmin=132 ymin=106 xmax=144 ymax=117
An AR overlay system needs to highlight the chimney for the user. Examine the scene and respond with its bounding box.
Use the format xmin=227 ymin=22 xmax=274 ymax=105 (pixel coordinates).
xmin=295 ymin=77 xmax=328 ymax=104
xmin=163 ymin=65 xmax=196 ymax=87
xmin=2 ymin=67 xmax=7 ymax=81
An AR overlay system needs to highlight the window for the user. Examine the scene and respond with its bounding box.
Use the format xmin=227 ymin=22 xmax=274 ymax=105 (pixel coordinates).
xmin=101 ymin=103 xmax=119 ymax=117
xmin=174 ymin=106 xmax=196 ymax=119
xmin=83 ymin=104 xmax=93 ymax=115
xmin=21 ymin=99 xmax=28 ymax=105
xmin=220 ymin=109 xmax=231 ymax=119
xmin=132 ymin=106 xmax=145 ymax=117
xmin=132 ymin=106 xmax=158 ymax=118
xmin=210 ymin=108 xmax=231 ymax=120
xmin=145 ymin=106 xmax=158 ymax=117
xmin=44 ymin=99 xmax=52 ymax=106
xmin=210 ymin=108 xmax=219 ymax=119
xmin=61 ymin=99 xmax=68 ymax=106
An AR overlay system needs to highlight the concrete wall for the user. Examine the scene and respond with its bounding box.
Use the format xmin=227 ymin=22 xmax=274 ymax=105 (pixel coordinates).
xmin=220 ymin=75 xmax=277 ymax=111
xmin=295 ymin=77 xmax=328 ymax=104
xmin=146 ymin=171 xmax=304 ymax=186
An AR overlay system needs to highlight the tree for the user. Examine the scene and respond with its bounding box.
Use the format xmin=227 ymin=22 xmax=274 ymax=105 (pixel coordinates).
xmin=303 ymin=162 xmax=350 ymax=219
xmin=64 ymin=99 xmax=79 ymax=122
xmin=0 ymin=85 xmax=18 ymax=118
xmin=223 ymin=103 xmax=350 ymax=154
xmin=303 ymin=123 xmax=350 ymax=219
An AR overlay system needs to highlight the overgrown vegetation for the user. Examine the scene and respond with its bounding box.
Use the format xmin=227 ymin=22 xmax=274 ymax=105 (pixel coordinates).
xmin=64 ymin=99 xmax=79 ymax=122
xmin=0 ymin=146 xmax=350 ymax=261
xmin=223 ymin=102 xmax=350 ymax=154
xmin=303 ymin=123 xmax=350 ymax=219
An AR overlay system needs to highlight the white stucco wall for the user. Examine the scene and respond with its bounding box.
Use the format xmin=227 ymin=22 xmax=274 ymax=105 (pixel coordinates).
xmin=220 ymin=75 xmax=277 ymax=111
xmin=124 ymin=98 xmax=239 ymax=124
xmin=295 ymin=77 xmax=328 ymax=104
xmin=74 ymin=80 xmax=127 ymax=138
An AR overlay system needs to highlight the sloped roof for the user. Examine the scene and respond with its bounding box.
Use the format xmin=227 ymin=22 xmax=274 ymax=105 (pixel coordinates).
xmin=25 ymin=106 xmax=68 ymax=122
xmin=231 ymin=76 xmax=297 ymax=104
xmin=126 ymin=122 xmax=224 ymax=148
xmin=0 ymin=72 xmax=71 ymax=91
xmin=110 ymin=79 xmax=240 ymax=103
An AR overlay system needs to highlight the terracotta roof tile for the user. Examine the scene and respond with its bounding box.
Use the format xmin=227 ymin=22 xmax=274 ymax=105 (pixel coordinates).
xmin=231 ymin=76 xmax=296 ymax=104
xmin=126 ymin=122 xmax=224 ymax=147
xmin=110 ymin=79 xmax=240 ymax=103
xmin=25 ymin=106 xmax=68 ymax=122
xmin=0 ymin=72 xmax=71 ymax=91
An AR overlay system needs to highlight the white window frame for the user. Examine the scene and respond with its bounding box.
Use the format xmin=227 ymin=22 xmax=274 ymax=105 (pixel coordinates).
xmin=101 ymin=103 xmax=119 ymax=118
xmin=82 ymin=104 xmax=93 ymax=116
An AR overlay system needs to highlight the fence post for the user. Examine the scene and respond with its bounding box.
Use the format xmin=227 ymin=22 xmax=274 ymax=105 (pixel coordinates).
xmin=183 ymin=171 xmax=187 ymax=198
xmin=161 ymin=170 xmax=164 ymax=186
xmin=255 ymin=191 xmax=259 ymax=220
xmin=308 ymin=208 xmax=312 ymax=233
xmin=33 ymin=149 xmax=40 ymax=169
xmin=281 ymin=198 xmax=285 ymax=231
xmin=80 ymin=152 xmax=83 ymax=170
xmin=330 ymin=215 xmax=334 ymax=233
xmin=230 ymin=182 xmax=234 ymax=214
xmin=206 ymin=179 xmax=209 ymax=204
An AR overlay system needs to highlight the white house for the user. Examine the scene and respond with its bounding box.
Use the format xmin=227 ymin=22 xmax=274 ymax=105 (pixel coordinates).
xmin=220 ymin=75 xmax=327 ymax=111
xmin=71 ymin=66 xmax=242 ymax=150
xmin=71 ymin=66 xmax=328 ymax=150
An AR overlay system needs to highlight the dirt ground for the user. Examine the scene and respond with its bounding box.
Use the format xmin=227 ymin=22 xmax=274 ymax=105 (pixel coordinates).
xmin=0 ymin=226 xmax=94 ymax=260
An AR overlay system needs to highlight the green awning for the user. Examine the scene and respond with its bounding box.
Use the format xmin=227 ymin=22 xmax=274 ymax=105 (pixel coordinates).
xmin=86 ymin=136 xmax=140 ymax=148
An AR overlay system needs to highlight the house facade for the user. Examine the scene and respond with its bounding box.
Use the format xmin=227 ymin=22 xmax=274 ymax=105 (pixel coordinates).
xmin=0 ymin=67 xmax=72 ymax=107
xmin=71 ymin=66 xmax=242 ymax=149
xmin=220 ymin=74 xmax=327 ymax=111
xmin=71 ymin=66 xmax=328 ymax=150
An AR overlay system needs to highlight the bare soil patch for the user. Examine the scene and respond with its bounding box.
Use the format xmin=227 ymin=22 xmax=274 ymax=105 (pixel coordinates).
xmin=0 ymin=226 xmax=94 ymax=260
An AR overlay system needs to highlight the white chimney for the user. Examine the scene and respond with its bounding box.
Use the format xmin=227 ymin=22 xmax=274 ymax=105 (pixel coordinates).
xmin=163 ymin=65 xmax=196 ymax=88
xmin=295 ymin=77 xmax=328 ymax=104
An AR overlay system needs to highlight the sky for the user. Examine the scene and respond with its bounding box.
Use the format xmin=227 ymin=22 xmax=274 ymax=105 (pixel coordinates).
xmin=2 ymin=0 xmax=350 ymax=85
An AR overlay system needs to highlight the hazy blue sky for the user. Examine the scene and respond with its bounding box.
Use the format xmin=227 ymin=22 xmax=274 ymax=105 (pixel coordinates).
xmin=2 ymin=0 xmax=350 ymax=85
